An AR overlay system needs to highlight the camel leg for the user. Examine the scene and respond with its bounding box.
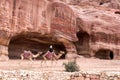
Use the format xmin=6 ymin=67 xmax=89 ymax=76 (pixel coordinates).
xmin=28 ymin=57 xmax=33 ymax=67
xmin=42 ymin=57 xmax=48 ymax=67
xmin=20 ymin=54 xmax=24 ymax=60
xmin=29 ymin=57 xmax=33 ymax=61
xmin=41 ymin=59 xmax=47 ymax=67
xmin=50 ymin=60 xmax=53 ymax=67
xmin=50 ymin=58 xmax=56 ymax=67
xmin=41 ymin=60 xmax=44 ymax=67
xmin=54 ymin=59 xmax=58 ymax=67
xmin=19 ymin=54 xmax=24 ymax=65
xmin=44 ymin=60 xmax=47 ymax=67
xmin=54 ymin=60 xmax=57 ymax=67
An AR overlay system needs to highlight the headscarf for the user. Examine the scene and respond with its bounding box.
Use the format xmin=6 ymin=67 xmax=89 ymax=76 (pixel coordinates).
xmin=49 ymin=45 xmax=53 ymax=52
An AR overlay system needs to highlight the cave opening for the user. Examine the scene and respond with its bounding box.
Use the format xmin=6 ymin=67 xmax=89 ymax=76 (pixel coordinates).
xmin=115 ymin=11 xmax=120 ymax=15
xmin=95 ymin=49 xmax=114 ymax=59
xmin=75 ymin=32 xmax=90 ymax=57
xmin=8 ymin=34 xmax=66 ymax=60
xmin=99 ymin=2 xmax=104 ymax=5
xmin=110 ymin=51 xmax=114 ymax=59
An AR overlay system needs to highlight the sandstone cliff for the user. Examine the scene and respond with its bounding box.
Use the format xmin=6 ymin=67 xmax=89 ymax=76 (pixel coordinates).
xmin=0 ymin=0 xmax=120 ymax=60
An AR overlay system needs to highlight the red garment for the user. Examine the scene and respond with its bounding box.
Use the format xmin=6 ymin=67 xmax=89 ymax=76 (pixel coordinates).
xmin=22 ymin=52 xmax=32 ymax=59
xmin=45 ymin=51 xmax=55 ymax=60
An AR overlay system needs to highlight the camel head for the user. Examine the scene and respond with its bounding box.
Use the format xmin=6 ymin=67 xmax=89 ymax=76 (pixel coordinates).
xmin=59 ymin=51 xmax=65 ymax=55
xmin=37 ymin=51 xmax=43 ymax=55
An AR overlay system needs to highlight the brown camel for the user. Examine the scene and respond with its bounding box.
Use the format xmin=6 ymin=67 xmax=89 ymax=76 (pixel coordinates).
xmin=20 ymin=50 xmax=42 ymax=61
xmin=41 ymin=51 xmax=65 ymax=66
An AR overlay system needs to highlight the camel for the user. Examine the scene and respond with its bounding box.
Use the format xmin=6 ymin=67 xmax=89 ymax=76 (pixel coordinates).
xmin=41 ymin=51 xmax=65 ymax=66
xmin=20 ymin=50 xmax=42 ymax=61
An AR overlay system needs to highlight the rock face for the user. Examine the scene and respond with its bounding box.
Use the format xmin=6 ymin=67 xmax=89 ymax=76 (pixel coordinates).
xmin=0 ymin=0 xmax=120 ymax=60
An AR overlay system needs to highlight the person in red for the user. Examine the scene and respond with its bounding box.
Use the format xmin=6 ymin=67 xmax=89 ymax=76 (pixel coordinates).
xmin=43 ymin=45 xmax=57 ymax=60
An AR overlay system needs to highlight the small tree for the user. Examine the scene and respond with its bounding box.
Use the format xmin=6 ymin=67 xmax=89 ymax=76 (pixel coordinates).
xmin=63 ymin=61 xmax=79 ymax=72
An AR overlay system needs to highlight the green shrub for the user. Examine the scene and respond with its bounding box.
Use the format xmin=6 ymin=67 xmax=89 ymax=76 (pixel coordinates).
xmin=63 ymin=61 xmax=79 ymax=72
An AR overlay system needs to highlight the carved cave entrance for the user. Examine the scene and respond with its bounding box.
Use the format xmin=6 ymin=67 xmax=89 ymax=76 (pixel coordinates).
xmin=75 ymin=32 xmax=90 ymax=57
xmin=95 ymin=49 xmax=114 ymax=59
xmin=8 ymin=34 xmax=66 ymax=60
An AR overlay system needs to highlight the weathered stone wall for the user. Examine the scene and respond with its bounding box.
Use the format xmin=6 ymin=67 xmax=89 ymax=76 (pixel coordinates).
xmin=72 ymin=3 xmax=120 ymax=59
xmin=66 ymin=0 xmax=120 ymax=9
xmin=0 ymin=0 xmax=120 ymax=60
xmin=75 ymin=32 xmax=90 ymax=57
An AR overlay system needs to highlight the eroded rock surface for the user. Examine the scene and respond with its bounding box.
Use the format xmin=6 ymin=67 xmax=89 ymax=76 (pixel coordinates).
xmin=0 ymin=0 xmax=120 ymax=60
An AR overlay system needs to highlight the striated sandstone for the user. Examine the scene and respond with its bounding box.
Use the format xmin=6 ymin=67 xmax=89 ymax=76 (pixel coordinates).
xmin=0 ymin=0 xmax=119 ymax=60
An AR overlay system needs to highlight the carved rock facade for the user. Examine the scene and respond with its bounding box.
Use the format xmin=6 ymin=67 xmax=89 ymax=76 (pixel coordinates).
xmin=0 ymin=0 xmax=120 ymax=60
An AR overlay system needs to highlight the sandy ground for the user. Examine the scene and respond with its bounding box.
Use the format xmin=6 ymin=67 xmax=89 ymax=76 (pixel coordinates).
xmin=0 ymin=58 xmax=120 ymax=72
